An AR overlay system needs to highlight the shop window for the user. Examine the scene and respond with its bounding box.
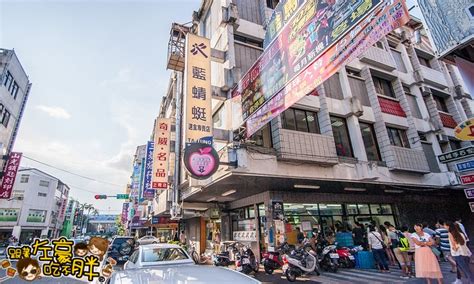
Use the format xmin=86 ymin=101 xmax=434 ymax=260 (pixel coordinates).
xmin=373 ymin=76 xmax=395 ymax=98
xmin=359 ymin=122 xmax=381 ymax=161
xmin=387 ymin=126 xmax=410 ymax=148
xmin=282 ymin=108 xmax=320 ymax=134
xmin=319 ymin=204 xmax=343 ymax=215
xmin=358 ymin=204 xmax=370 ymax=215
xmin=284 ymin=204 xmax=319 ymax=216
xmin=248 ymin=207 xmax=255 ymax=219
xmin=370 ymin=204 xmax=381 ymax=214
xmin=346 ymin=204 xmax=358 ymax=215
xmin=330 ymin=116 xmax=353 ymax=157
xmin=433 ymin=95 xmax=449 ymax=113
xmin=380 ymin=204 xmax=393 ymax=214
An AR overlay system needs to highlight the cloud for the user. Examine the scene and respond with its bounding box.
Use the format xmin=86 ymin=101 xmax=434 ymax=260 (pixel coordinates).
xmin=36 ymin=105 xmax=71 ymax=119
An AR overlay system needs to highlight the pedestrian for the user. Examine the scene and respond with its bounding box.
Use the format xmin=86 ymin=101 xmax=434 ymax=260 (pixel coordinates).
xmin=296 ymin=227 xmax=305 ymax=245
xmin=445 ymin=221 xmax=473 ymax=284
xmin=401 ymin=225 xmax=415 ymax=278
xmin=424 ymin=223 xmax=441 ymax=261
xmin=435 ymin=219 xmax=457 ymax=273
xmin=368 ymin=225 xmax=390 ymax=273
xmin=179 ymin=230 xmax=186 ymax=245
xmin=379 ymin=225 xmax=396 ymax=266
xmin=455 ymin=217 xmax=470 ymax=243
xmin=388 ymin=225 xmax=410 ymax=278
xmin=352 ymin=222 xmax=365 ymax=247
xmin=411 ymin=223 xmax=443 ymax=284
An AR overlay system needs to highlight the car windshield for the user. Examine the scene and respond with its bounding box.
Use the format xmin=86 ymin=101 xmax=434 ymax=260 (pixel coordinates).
xmin=142 ymin=247 xmax=189 ymax=262
xmin=111 ymin=238 xmax=132 ymax=250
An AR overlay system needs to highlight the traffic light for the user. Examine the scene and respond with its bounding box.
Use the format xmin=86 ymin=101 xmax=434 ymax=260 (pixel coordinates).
xmin=94 ymin=195 xmax=107 ymax=199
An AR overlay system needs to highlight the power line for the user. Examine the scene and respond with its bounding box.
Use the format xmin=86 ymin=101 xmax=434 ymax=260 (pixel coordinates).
xmin=22 ymin=155 xmax=123 ymax=187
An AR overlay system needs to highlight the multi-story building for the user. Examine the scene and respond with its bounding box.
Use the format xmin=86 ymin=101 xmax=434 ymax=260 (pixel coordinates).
xmin=60 ymin=199 xmax=79 ymax=238
xmin=0 ymin=168 xmax=69 ymax=242
xmin=157 ymin=1 xmax=474 ymax=256
xmin=0 ymin=49 xmax=31 ymax=176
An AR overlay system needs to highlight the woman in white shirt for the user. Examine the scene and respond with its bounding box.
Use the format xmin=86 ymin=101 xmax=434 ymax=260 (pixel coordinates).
xmin=410 ymin=223 xmax=443 ymax=284
xmin=368 ymin=225 xmax=389 ymax=272
xmin=445 ymin=222 xmax=473 ymax=283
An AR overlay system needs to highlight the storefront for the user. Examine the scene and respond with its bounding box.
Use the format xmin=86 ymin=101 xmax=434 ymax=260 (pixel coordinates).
xmin=146 ymin=216 xmax=179 ymax=242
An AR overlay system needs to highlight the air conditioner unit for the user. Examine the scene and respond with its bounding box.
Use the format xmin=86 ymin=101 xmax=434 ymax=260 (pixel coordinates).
xmin=446 ymin=172 xmax=460 ymax=186
xmin=222 ymin=3 xmax=239 ymax=26
xmin=436 ymin=133 xmax=449 ymax=143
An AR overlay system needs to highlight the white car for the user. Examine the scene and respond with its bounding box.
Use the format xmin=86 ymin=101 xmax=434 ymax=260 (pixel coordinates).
xmin=124 ymin=243 xmax=194 ymax=269
xmin=136 ymin=235 xmax=159 ymax=245
xmin=111 ymin=264 xmax=260 ymax=284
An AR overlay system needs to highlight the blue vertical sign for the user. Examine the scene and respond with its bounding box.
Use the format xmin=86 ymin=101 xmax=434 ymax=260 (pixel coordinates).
xmin=456 ymin=160 xmax=474 ymax=172
xmin=143 ymin=141 xmax=155 ymax=200
xmin=138 ymin=157 xmax=146 ymax=203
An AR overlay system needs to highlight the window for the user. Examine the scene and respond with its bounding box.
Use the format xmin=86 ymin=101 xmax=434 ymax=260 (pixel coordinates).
xmin=39 ymin=180 xmax=50 ymax=187
xmin=373 ymin=76 xmax=395 ymax=98
xmin=38 ymin=192 xmax=47 ymax=197
xmin=449 ymin=139 xmax=462 ymax=151
xmin=404 ymin=86 xmax=422 ymax=119
xmin=3 ymin=71 xmax=13 ymax=89
xmin=433 ymin=95 xmax=449 ymax=113
xmin=360 ymin=122 xmax=381 ymax=161
xmin=282 ymin=108 xmax=320 ymax=134
xmin=418 ymin=56 xmax=431 ymax=68
xmin=234 ymin=34 xmax=263 ymax=48
xmin=374 ymin=41 xmax=384 ymax=49
xmin=347 ymin=69 xmax=370 ymax=106
xmin=20 ymin=175 xmax=29 ymax=183
xmin=10 ymin=82 xmax=19 ymax=99
xmin=331 ymin=116 xmax=353 ymax=157
xmin=1 ymin=108 xmax=10 ymax=128
xmin=391 ymin=49 xmax=407 ymax=72
xmin=266 ymin=0 xmax=279 ymax=9
xmin=250 ymin=123 xmax=272 ymax=148
xmin=387 ymin=127 xmax=410 ymax=148
xmin=212 ymin=106 xmax=224 ymax=129
xmin=323 ymin=73 xmax=343 ymax=100
xmin=3 ymin=71 xmax=19 ymax=99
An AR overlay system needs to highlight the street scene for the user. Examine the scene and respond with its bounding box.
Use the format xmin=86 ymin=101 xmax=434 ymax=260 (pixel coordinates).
xmin=0 ymin=0 xmax=474 ymax=283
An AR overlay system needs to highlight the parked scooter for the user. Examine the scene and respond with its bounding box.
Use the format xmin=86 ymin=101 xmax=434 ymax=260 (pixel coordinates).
xmin=336 ymin=247 xmax=356 ymax=268
xmin=283 ymin=244 xmax=318 ymax=282
xmin=317 ymin=240 xmax=339 ymax=273
xmin=235 ymin=244 xmax=259 ymax=275
xmin=213 ymin=241 xmax=239 ymax=267
xmin=262 ymin=242 xmax=292 ymax=274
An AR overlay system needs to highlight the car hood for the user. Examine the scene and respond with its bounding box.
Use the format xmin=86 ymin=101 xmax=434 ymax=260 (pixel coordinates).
xmin=110 ymin=265 xmax=260 ymax=284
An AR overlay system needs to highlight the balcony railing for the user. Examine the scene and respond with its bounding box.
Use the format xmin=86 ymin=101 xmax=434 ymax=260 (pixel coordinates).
xmin=276 ymin=129 xmax=338 ymax=165
xmin=388 ymin=146 xmax=430 ymax=173
xmin=359 ymin=47 xmax=396 ymax=71
xmin=419 ymin=65 xmax=448 ymax=89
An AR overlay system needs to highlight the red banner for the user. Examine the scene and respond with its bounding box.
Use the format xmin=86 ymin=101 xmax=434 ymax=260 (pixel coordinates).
xmin=246 ymin=0 xmax=409 ymax=137
xmin=0 ymin=152 xmax=22 ymax=199
xmin=461 ymin=174 xmax=474 ymax=185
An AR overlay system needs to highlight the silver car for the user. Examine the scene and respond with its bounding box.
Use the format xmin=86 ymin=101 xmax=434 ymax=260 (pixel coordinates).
xmin=136 ymin=235 xmax=160 ymax=246
xmin=111 ymin=264 xmax=260 ymax=284
xmin=124 ymin=243 xmax=194 ymax=269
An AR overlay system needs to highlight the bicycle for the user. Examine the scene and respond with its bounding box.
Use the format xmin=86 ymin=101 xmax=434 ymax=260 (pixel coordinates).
xmin=188 ymin=242 xmax=211 ymax=264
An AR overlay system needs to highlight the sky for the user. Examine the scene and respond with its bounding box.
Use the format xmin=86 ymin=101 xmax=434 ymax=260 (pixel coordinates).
xmin=0 ymin=0 xmax=200 ymax=213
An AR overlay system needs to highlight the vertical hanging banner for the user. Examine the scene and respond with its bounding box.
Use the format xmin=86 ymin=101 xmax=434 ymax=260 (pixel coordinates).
xmin=121 ymin=203 xmax=129 ymax=223
xmin=184 ymin=33 xmax=213 ymax=145
xmin=143 ymin=141 xmax=155 ymax=199
xmin=152 ymin=118 xmax=171 ymax=189
xmin=0 ymin=152 xmax=22 ymax=199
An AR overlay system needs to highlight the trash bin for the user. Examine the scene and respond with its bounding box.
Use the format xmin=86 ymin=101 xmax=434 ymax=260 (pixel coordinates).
xmin=355 ymin=251 xmax=375 ymax=269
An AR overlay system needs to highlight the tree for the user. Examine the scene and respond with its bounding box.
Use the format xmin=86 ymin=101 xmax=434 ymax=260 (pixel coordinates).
xmin=115 ymin=215 xmax=125 ymax=236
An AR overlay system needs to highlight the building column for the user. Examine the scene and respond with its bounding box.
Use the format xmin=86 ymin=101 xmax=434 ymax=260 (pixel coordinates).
xmin=361 ymin=67 xmax=395 ymax=166
xmin=12 ymin=226 xmax=21 ymax=240
xmin=316 ymin=85 xmax=333 ymax=137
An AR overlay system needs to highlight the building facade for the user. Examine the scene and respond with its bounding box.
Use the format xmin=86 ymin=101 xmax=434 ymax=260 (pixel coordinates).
xmin=0 ymin=168 xmax=69 ymax=242
xmin=60 ymin=199 xmax=79 ymax=238
xmin=0 ymin=49 xmax=31 ymax=177
xmin=156 ymin=0 xmax=474 ymax=256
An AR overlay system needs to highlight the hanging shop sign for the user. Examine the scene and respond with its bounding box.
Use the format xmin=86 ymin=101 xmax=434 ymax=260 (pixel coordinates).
xmin=233 ymin=1 xmax=409 ymax=137
xmin=272 ymin=201 xmax=285 ymax=221
xmin=460 ymin=173 xmax=474 ymax=185
xmin=0 ymin=152 xmax=22 ymax=199
xmin=183 ymin=143 xmax=219 ymax=180
xmin=184 ymin=33 xmax=213 ymax=145
xmin=465 ymin=188 xmax=474 ymax=199
xmin=438 ymin=146 xmax=474 ymax=164
xmin=454 ymin=118 xmax=474 ymax=141
xmin=152 ymin=118 xmax=171 ymax=189
xmin=456 ymin=160 xmax=474 ymax=172
xmin=121 ymin=203 xmax=129 ymax=223
xmin=233 ymin=231 xmax=257 ymax=242
xmin=143 ymin=141 xmax=155 ymax=199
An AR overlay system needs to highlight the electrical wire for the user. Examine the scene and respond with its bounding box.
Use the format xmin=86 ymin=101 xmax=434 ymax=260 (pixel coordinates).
xmin=22 ymin=155 xmax=122 ymax=187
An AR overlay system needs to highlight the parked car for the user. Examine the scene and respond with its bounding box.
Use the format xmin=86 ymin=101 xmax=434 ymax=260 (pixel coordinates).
xmin=110 ymin=265 xmax=261 ymax=284
xmin=0 ymin=242 xmax=8 ymax=258
xmin=123 ymin=244 xmax=193 ymax=269
xmin=136 ymin=235 xmax=159 ymax=245
xmin=107 ymin=236 xmax=136 ymax=263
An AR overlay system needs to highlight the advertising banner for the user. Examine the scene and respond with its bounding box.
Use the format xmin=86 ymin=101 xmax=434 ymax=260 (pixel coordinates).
xmin=264 ymin=0 xmax=306 ymax=48
xmin=121 ymin=203 xmax=129 ymax=223
xmin=232 ymin=0 xmax=384 ymax=122
xmin=152 ymin=118 xmax=171 ymax=189
xmin=143 ymin=141 xmax=155 ymax=199
xmin=244 ymin=0 xmax=409 ymax=137
xmin=0 ymin=152 xmax=22 ymax=199
xmin=438 ymin=146 xmax=474 ymax=164
xmin=183 ymin=143 xmax=219 ymax=180
xmin=129 ymin=164 xmax=140 ymax=198
xmin=454 ymin=118 xmax=474 ymax=141
xmin=460 ymin=174 xmax=474 ymax=185
xmin=456 ymin=160 xmax=474 ymax=172
xmin=184 ymin=34 xmax=213 ymax=145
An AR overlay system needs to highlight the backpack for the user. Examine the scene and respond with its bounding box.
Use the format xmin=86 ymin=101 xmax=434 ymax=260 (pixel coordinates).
xmin=397 ymin=232 xmax=410 ymax=252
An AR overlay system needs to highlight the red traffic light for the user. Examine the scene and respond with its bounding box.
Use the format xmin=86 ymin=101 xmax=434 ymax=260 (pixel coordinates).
xmin=94 ymin=195 xmax=107 ymax=199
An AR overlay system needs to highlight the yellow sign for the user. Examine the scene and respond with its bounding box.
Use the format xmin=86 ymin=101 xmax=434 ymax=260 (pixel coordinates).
xmin=152 ymin=118 xmax=171 ymax=189
xmin=455 ymin=118 xmax=474 ymax=141
xmin=184 ymin=34 xmax=213 ymax=145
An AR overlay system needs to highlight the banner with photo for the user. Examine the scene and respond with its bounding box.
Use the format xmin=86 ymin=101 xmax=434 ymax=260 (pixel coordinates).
xmin=245 ymin=0 xmax=409 ymax=137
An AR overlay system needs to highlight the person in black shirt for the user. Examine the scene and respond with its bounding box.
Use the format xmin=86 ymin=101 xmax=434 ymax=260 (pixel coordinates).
xmin=296 ymin=227 xmax=305 ymax=244
xmin=352 ymin=222 xmax=366 ymax=247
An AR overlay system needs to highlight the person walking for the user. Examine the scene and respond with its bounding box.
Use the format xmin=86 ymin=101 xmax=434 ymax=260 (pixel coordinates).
xmin=455 ymin=218 xmax=470 ymax=243
xmin=368 ymin=225 xmax=390 ymax=273
xmin=388 ymin=225 xmax=410 ymax=278
xmin=411 ymin=223 xmax=443 ymax=284
xmin=446 ymin=221 xmax=473 ymax=284
xmin=401 ymin=225 xmax=415 ymax=278
xmin=435 ymin=219 xmax=457 ymax=273
xmin=379 ymin=225 xmax=396 ymax=266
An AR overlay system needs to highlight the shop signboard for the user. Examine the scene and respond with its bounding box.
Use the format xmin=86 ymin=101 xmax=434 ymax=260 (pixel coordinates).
xmin=438 ymin=146 xmax=474 ymax=164
xmin=0 ymin=152 xmax=22 ymax=199
xmin=121 ymin=203 xmax=129 ymax=223
xmin=272 ymin=201 xmax=284 ymax=220
xmin=465 ymin=188 xmax=474 ymax=199
xmin=0 ymin=208 xmax=19 ymax=222
xmin=184 ymin=33 xmax=213 ymax=145
xmin=456 ymin=160 xmax=474 ymax=172
xmin=460 ymin=174 xmax=474 ymax=185
xmin=152 ymin=118 xmax=171 ymax=190
xmin=143 ymin=141 xmax=155 ymax=199
xmin=183 ymin=143 xmax=219 ymax=180
xmin=233 ymin=231 xmax=257 ymax=242
xmin=454 ymin=118 xmax=474 ymax=141
xmin=240 ymin=0 xmax=409 ymax=137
